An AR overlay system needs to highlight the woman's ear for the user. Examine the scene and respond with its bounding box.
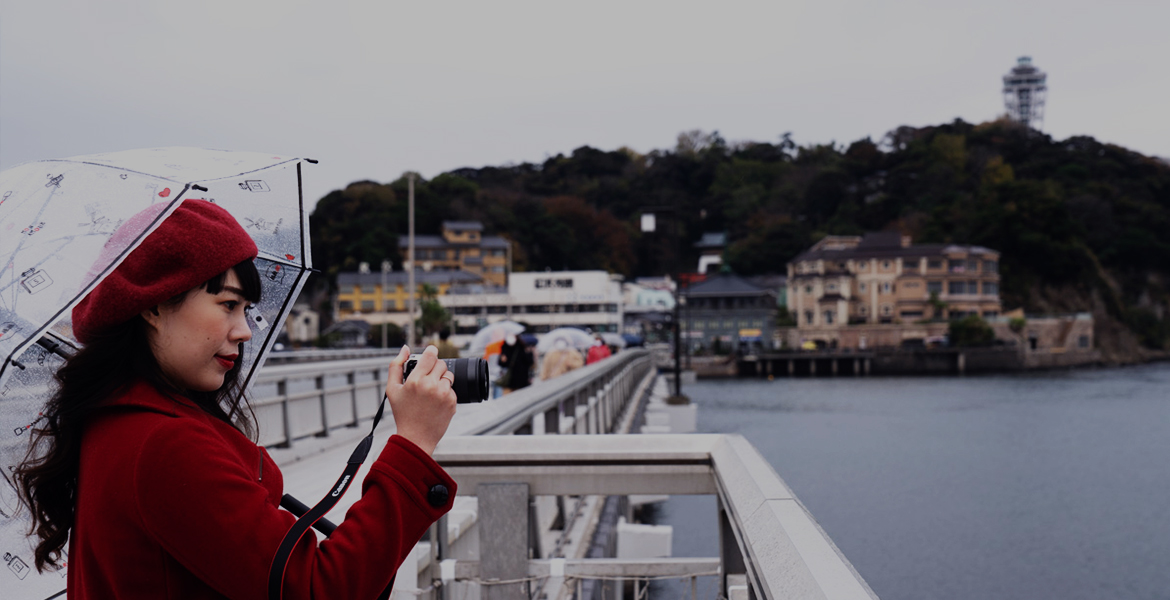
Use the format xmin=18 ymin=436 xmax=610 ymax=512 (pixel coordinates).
xmin=141 ymin=306 xmax=162 ymax=329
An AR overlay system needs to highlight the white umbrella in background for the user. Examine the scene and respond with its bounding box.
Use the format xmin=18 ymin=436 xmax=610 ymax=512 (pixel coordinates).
xmin=600 ymin=332 xmax=627 ymax=349
xmin=467 ymin=320 xmax=526 ymax=356
xmin=536 ymin=327 xmax=594 ymax=353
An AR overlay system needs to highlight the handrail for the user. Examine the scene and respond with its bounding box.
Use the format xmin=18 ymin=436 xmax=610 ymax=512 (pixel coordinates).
xmin=250 ymin=350 xmax=653 ymax=447
xmin=434 ymin=434 xmax=879 ymax=600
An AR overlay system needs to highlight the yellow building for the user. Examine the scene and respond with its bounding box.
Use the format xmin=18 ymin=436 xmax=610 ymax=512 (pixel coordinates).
xmin=335 ymin=270 xmax=484 ymax=326
xmin=787 ymin=232 xmax=1002 ymax=330
xmin=398 ymin=221 xmax=510 ymax=287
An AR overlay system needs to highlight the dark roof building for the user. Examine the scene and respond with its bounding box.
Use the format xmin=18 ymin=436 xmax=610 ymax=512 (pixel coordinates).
xmin=683 ymin=274 xmax=778 ymax=355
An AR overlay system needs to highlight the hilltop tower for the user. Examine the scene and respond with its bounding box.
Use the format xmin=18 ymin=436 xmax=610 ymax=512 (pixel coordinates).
xmin=1003 ymin=56 xmax=1047 ymax=130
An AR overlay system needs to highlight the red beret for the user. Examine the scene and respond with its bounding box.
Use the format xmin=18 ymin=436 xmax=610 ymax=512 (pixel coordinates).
xmin=72 ymin=199 xmax=258 ymax=344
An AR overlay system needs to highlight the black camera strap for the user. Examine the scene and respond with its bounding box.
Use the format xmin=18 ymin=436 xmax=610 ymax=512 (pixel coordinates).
xmin=267 ymin=395 xmax=393 ymax=600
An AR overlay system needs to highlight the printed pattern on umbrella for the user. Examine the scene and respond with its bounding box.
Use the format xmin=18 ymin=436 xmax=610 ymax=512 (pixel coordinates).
xmin=0 ymin=148 xmax=314 ymax=597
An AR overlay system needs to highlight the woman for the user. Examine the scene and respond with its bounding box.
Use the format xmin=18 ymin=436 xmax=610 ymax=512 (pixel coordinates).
xmin=17 ymin=199 xmax=458 ymax=599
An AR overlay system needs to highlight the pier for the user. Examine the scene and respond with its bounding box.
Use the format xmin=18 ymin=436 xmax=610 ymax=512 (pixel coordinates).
xmin=252 ymin=350 xmax=878 ymax=600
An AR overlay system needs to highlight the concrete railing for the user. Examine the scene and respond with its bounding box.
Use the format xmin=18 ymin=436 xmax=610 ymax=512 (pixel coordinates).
xmin=251 ymin=350 xmax=655 ymax=447
xmin=434 ymin=434 xmax=878 ymax=600
xmin=254 ymin=352 xmax=877 ymax=600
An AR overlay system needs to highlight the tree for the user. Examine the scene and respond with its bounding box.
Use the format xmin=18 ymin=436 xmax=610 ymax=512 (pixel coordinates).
xmin=416 ymin=284 xmax=451 ymax=338
xmin=948 ymin=315 xmax=995 ymax=347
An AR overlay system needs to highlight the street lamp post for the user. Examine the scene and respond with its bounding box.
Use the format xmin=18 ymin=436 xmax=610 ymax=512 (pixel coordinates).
xmin=406 ymin=173 xmax=416 ymax=348
xmin=640 ymin=207 xmax=686 ymax=399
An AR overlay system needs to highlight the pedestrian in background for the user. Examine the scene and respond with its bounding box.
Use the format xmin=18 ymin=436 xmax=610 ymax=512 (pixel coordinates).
xmin=540 ymin=338 xmax=585 ymax=381
xmin=497 ymin=333 xmax=532 ymax=393
xmin=436 ymin=328 xmax=460 ymax=359
xmin=586 ymin=334 xmax=612 ymax=365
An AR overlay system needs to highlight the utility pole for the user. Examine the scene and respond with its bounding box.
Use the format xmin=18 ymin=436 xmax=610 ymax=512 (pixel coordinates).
xmin=407 ymin=173 xmax=416 ymax=348
xmin=505 ymin=239 xmax=513 ymax=319
xmin=381 ymin=260 xmax=391 ymax=348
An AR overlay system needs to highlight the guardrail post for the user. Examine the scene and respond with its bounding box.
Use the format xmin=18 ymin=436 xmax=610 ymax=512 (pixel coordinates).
xmin=478 ymin=483 xmax=530 ymax=600
xmin=347 ymin=372 xmax=359 ymax=427
xmin=315 ymin=375 xmax=329 ymax=437
xmin=277 ymin=379 xmax=291 ymax=448
xmin=718 ymin=496 xmax=752 ymax=600
xmin=544 ymin=407 xmax=559 ymax=434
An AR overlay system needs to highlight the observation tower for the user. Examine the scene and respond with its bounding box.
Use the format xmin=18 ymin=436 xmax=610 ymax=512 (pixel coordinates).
xmin=1003 ymin=56 xmax=1047 ymax=129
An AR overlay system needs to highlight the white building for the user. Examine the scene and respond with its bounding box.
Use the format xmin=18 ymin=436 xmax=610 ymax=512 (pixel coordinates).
xmin=442 ymin=270 xmax=623 ymax=344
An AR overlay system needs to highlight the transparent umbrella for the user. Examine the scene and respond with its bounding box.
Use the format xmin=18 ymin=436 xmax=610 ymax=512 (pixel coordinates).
xmin=536 ymin=327 xmax=595 ymax=353
xmin=0 ymin=147 xmax=314 ymax=597
xmin=467 ymin=320 xmax=526 ymax=357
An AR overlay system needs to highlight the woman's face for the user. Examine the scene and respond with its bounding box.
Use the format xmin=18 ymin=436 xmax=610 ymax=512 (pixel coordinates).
xmin=143 ymin=270 xmax=253 ymax=392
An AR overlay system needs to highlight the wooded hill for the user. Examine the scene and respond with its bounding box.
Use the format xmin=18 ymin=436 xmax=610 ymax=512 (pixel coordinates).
xmin=309 ymin=119 xmax=1170 ymax=360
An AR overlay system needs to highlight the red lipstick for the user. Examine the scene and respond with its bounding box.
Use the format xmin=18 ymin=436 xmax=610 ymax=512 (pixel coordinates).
xmin=215 ymin=354 xmax=238 ymax=369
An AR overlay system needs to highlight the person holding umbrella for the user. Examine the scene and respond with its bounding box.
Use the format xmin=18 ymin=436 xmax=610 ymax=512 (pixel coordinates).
xmin=15 ymin=200 xmax=458 ymax=599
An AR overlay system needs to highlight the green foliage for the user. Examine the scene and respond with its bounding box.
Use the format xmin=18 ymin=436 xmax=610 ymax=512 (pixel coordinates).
xmin=1008 ymin=317 xmax=1026 ymax=334
xmin=416 ymin=283 xmax=451 ymax=337
xmin=948 ymin=315 xmax=996 ymax=347
xmin=1123 ymin=308 xmax=1170 ymax=350
xmin=310 ymin=120 xmax=1170 ymax=346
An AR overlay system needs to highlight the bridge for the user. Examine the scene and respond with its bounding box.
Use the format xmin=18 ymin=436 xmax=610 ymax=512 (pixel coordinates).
xmin=253 ymin=349 xmax=878 ymax=600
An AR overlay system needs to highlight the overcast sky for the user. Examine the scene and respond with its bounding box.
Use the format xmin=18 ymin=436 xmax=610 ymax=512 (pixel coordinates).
xmin=2 ymin=1 xmax=1167 ymax=208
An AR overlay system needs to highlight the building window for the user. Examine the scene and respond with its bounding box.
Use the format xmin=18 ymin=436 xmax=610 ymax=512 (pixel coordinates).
xmin=339 ymin=300 xmax=353 ymax=311
xmin=983 ymin=311 xmax=999 ymax=318
xmin=881 ymin=305 xmax=892 ymax=316
xmin=882 ymin=282 xmax=892 ymax=293
xmin=903 ymin=281 xmax=920 ymax=288
xmin=824 ymin=310 xmax=834 ymax=325
xmin=982 ymin=281 xmax=998 ymax=295
xmin=928 ymin=259 xmax=942 ymax=269
xmin=948 ymin=281 xmax=966 ymax=294
xmin=361 ymin=284 xmax=375 ymax=293
xmin=882 ymin=260 xmax=891 ymax=270
xmin=967 ymin=259 xmax=979 ymax=272
xmin=948 ymin=259 xmax=965 ymax=273
xmin=805 ymin=285 xmax=813 ymax=294
xmin=827 ymin=283 xmax=837 ymax=292
xmin=858 ymin=260 xmax=868 ymax=270
xmin=859 ymin=282 xmax=867 ymax=292
xmin=900 ymin=311 xmax=923 ymax=318
xmin=361 ymin=300 xmax=374 ymax=312
xmin=927 ymin=281 xmax=943 ymax=294
xmin=384 ymin=299 xmax=396 ymax=311
xmin=984 ymin=260 xmax=998 ymax=274
xmin=805 ymin=311 xmax=814 ymax=325
xmin=1078 ymin=335 xmax=1090 ymax=348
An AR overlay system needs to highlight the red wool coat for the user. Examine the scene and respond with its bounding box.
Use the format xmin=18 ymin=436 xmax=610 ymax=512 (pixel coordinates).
xmin=68 ymin=380 xmax=456 ymax=599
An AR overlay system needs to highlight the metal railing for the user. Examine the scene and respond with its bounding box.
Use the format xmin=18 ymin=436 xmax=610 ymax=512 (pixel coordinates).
xmin=254 ymin=351 xmax=877 ymax=600
xmin=434 ymin=434 xmax=878 ymax=600
xmin=251 ymin=350 xmax=655 ymax=447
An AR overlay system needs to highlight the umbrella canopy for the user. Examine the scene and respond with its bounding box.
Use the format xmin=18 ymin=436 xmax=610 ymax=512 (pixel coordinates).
xmin=536 ymin=327 xmax=595 ymax=352
xmin=468 ymin=320 xmax=525 ymax=356
xmin=600 ymin=332 xmax=627 ymax=349
xmin=0 ymin=147 xmax=313 ymax=597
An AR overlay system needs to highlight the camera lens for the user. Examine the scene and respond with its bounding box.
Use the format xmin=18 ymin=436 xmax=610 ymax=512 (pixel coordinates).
xmin=403 ymin=356 xmax=491 ymax=403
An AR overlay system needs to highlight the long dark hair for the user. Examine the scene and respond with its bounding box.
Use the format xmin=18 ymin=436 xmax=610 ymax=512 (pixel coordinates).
xmin=15 ymin=260 xmax=262 ymax=572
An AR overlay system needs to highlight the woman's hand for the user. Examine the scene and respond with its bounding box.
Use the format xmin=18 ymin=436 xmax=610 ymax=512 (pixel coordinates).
xmin=385 ymin=345 xmax=457 ymax=456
